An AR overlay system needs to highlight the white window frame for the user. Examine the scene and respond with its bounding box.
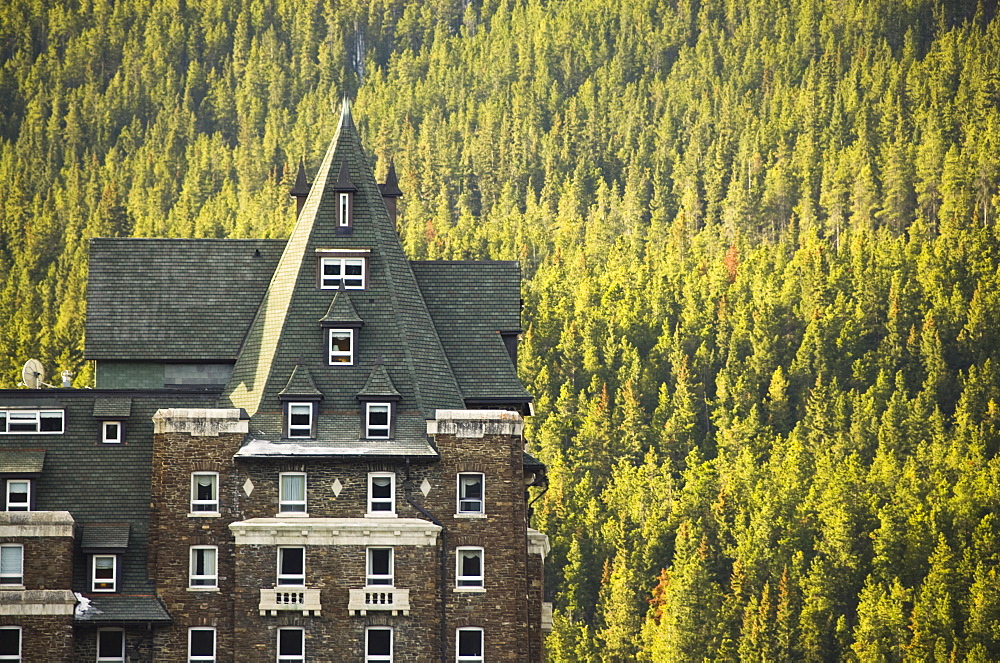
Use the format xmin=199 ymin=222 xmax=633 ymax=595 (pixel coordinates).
xmin=456 ymin=547 xmax=484 ymax=590
xmin=190 ymin=473 xmax=219 ymax=514
xmin=276 ymin=627 xmax=305 ymax=662
xmin=339 ymin=192 xmax=351 ymax=227
xmin=328 ymin=329 xmax=354 ymax=365
xmin=287 ymin=403 xmax=314 ymax=439
xmin=365 ymin=627 xmax=393 ymax=663
xmin=189 ymin=546 xmax=218 ymax=589
xmin=320 ymin=257 xmax=366 ymax=290
xmin=0 ymin=626 xmax=19 ymax=661
xmin=279 ymin=473 xmax=307 ymax=514
xmin=456 ymin=627 xmax=484 ymax=662
xmin=367 ymin=472 xmax=395 ymax=516
xmin=0 ymin=409 xmax=64 ymax=434
xmin=101 ymin=420 xmax=122 ymax=444
xmin=456 ymin=473 xmax=484 ymax=516
xmin=5 ymin=479 xmax=30 ymax=512
xmin=92 ymin=554 xmax=116 ymax=592
xmin=96 ymin=628 xmax=125 ymax=663
xmin=0 ymin=545 xmax=22 ymax=586
xmin=365 ymin=402 xmax=391 ymax=439
xmin=366 ymin=547 xmax=394 ymax=587
xmin=188 ymin=627 xmax=216 ymax=662
xmin=277 ymin=547 xmax=305 ymax=586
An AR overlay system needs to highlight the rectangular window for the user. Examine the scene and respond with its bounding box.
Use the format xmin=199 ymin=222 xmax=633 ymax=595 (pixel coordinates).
xmin=328 ymin=329 xmax=354 ymax=365
xmin=5 ymin=480 xmax=30 ymax=512
xmin=339 ymin=192 xmax=350 ymax=227
xmin=97 ymin=629 xmax=125 ymax=663
xmin=189 ymin=627 xmax=216 ymax=662
xmin=189 ymin=547 xmax=218 ymax=588
xmin=367 ymin=473 xmax=395 ymax=515
xmin=457 ymin=474 xmax=484 ymax=515
xmin=456 ymin=547 xmax=484 ymax=589
xmin=0 ymin=545 xmax=22 ymax=586
xmin=92 ymin=554 xmax=116 ymax=592
xmin=365 ymin=627 xmax=392 ymax=663
xmin=457 ymin=628 xmax=484 ymax=662
xmin=279 ymin=473 xmax=307 ymax=514
xmin=287 ymin=403 xmax=314 ymax=439
xmin=366 ymin=548 xmax=393 ymax=586
xmin=277 ymin=628 xmax=304 ymax=662
xmin=277 ymin=547 xmax=305 ymax=586
xmin=0 ymin=409 xmax=64 ymax=434
xmin=366 ymin=403 xmax=390 ymax=439
xmin=0 ymin=627 xmax=19 ymax=661
xmin=102 ymin=421 xmax=122 ymax=444
xmin=321 ymin=257 xmax=365 ymax=289
xmin=191 ymin=473 xmax=219 ymax=513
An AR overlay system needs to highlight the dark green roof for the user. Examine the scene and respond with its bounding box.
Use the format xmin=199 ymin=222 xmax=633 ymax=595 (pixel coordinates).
xmin=357 ymin=362 xmax=401 ymax=399
xmin=76 ymin=595 xmax=172 ymax=624
xmin=81 ymin=523 xmax=130 ymax=550
xmin=92 ymin=397 xmax=132 ymax=418
xmin=411 ymin=261 xmax=531 ymax=405
xmin=320 ymin=288 xmax=364 ymax=326
xmin=86 ymin=239 xmax=284 ymax=360
xmin=278 ymin=365 xmax=323 ymax=398
xmin=0 ymin=449 xmax=45 ymax=474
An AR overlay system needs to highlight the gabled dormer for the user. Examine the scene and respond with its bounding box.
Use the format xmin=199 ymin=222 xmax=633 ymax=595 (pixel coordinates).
xmin=333 ymin=160 xmax=357 ymax=233
xmin=319 ymin=285 xmax=364 ymax=366
xmin=357 ymin=359 xmax=401 ymax=440
xmin=277 ymin=365 xmax=323 ymax=439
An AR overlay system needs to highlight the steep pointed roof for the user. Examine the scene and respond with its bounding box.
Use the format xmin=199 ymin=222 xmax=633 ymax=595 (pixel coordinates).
xmin=333 ymin=161 xmax=357 ymax=191
xmin=319 ymin=286 xmax=363 ymax=326
xmin=222 ymin=100 xmax=465 ymax=449
xmin=290 ymin=159 xmax=310 ymax=197
xmin=379 ymin=161 xmax=402 ymax=198
xmin=357 ymin=359 xmax=402 ymax=400
xmin=278 ymin=365 xmax=323 ymax=398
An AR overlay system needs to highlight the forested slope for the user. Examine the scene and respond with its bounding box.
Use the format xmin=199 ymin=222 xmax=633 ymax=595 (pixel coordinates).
xmin=2 ymin=0 xmax=1000 ymax=659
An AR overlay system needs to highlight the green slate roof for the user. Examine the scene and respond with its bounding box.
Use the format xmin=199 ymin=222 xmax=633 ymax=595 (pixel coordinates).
xmin=357 ymin=362 xmax=401 ymax=399
xmin=86 ymin=239 xmax=284 ymax=360
xmin=278 ymin=365 xmax=323 ymax=399
xmin=76 ymin=595 xmax=172 ymax=624
xmin=80 ymin=523 xmax=130 ymax=550
xmin=0 ymin=449 xmax=45 ymax=474
xmin=92 ymin=397 xmax=132 ymax=418
xmin=320 ymin=288 xmax=364 ymax=326
xmin=222 ymin=99 xmax=465 ymax=451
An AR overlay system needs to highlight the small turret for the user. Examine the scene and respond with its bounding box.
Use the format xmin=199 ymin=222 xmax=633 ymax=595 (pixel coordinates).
xmin=289 ymin=159 xmax=311 ymax=218
xmin=379 ymin=161 xmax=403 ymax=226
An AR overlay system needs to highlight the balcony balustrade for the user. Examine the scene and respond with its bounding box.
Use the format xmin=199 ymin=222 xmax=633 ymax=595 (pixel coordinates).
xmin=258 ymin=587 xmax=321 ymax=616
xmin=348 ymin=587 xmax=410 ymax=616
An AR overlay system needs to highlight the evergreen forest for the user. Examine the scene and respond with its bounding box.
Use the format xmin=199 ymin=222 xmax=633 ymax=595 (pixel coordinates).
xmin=2 ymin=0 xmax=1000 ymax=658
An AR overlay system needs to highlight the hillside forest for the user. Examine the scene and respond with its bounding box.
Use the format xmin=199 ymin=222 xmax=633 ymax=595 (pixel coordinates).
xmin=2 ymin=0 xmax=1000 ymax=659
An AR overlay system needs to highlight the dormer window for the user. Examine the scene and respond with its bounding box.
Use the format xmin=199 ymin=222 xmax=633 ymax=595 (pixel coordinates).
xmin=366 ymin=403 xmax=391 ymax=439
xmin=287 ymin=403 xmax=314 ymax=439
xmin=321 ymin=257 xmax=366 ymax=289
xmin=329 ymin=329 xmax=354 ymax=365
xmin=339 ymin=193 xmax=351 ymax=227
xmin=102 ymin=421 xmax=122 ymax=444
xmin=5 ymin=480 xmax=30 ymax=512
xmin=332 ymin=160 xmax=357 ymax=232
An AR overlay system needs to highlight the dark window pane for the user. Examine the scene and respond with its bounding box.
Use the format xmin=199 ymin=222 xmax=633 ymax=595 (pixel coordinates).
xmin=371 ymin=477 xmax=391 ymax=498
xmin=190 ymin=629 xmax=214 ymax=656
xmin=0 ymin=629 xmax=18 ymax=655
xmin=98 ymin=630 xmax=124 ymax=656
xmin=458 ymin=630 xmax=483 ymax=656
xmin=371 ymin=549 xmax=390 ymax=575
xmin=278 ymin=629 xmax=303 ymax=655
xmin=39 ymin=412 xmax=62 ymax=431
xmin=462 ymin=553 xmax=481 ymax=576
xmin=281 ymin=549 xmax=304 ymax=575
xmin=367 ymin=629 xmax=391 ymax=655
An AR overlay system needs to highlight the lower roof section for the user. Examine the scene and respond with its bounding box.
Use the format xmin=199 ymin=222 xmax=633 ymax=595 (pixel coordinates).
xmin=74 ymin=594 xmax=172 ymax=624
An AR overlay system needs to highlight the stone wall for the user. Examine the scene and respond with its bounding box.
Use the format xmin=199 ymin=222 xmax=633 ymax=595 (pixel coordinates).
xmin=0 ymin=615 xmax=74 ymax=662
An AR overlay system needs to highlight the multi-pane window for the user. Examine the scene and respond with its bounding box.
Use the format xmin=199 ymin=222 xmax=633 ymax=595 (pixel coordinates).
xmin=279 ymin=473 xmax=307 ymax=514
xmin=0 ymin=409 xmax=64 ymax=434
xmin=321 ymin=257 xmax=365 ymax=289
xmin=367 ymin=473 xmax=395 ymax=515
xmin=188 ymin=628 xmax=216 ymax=662
xmin=190 ymin=473 xmax=219 ymax=513
xmin=365 ymin=403 xmax=390 ymax=439
xmin=96 ymin=629 xmax=125 ymax=663
xmin=277 ymin=628 xmax=304 ymax=662
xmin=366 ymin=548 xmax=393 ymax=586
xmin=365 ymin=627 xmax=392 ymax=663
xmin=457 ymin=474 xmax=484 ymax=515
xmin=277 ymin=547 xmax=305 ymax=586
xmin=101 ymin=421 xmax=122 ymax=444
xmin=189 ymin=547 xmax=217 ymax=588
xmin=456 ymin=548 xmax=484 ymax=589
xmin=287 ymin=403 xmax=314 ymax=439
xmin=5 ymin=480 xmax=29 ymax=511
xmin=0 ymin=627 xmax=19 ymax=661
xmin=92 ymin=555 xmax=116 ymax=592
xmin=0 ymin=545 xmax=22 ymax=585
xmin=328 ymin=329 xmax=354 ymax=365
xmin=456 ymin=628 xmax=484 ymax=663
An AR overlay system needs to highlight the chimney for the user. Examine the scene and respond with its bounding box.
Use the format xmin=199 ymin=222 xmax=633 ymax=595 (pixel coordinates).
xmin=379 ymin=161 xmax=403 ymax=226
xmin=289 ymin=158 xmax=311 ymax=217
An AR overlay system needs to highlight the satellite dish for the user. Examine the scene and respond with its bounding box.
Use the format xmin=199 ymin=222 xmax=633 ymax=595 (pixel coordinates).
xmin=21 ymin=359 xmax=45 ymax=389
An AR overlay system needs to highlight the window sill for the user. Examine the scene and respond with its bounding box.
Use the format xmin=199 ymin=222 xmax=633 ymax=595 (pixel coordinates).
xmin=365 ymin=512 xmax=398 ymax=518
xmin=453 ymin=587 xmax=486 ymax=593
xmin=188 ymin=512 xmax=220 ymax=518
xmin=187 ymin=587 xmax=220 ymax=592
xmin=455 ymin=513 xmax=487 ymax=519
xmin=276 ymin=512 xmax=309 ymax=518
xmin=0 ymin=584 xmax=24 ymax=590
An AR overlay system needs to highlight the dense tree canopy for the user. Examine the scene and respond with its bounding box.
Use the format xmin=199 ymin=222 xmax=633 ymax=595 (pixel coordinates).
xmin=2 ymin=0 xmax=999 ymax=658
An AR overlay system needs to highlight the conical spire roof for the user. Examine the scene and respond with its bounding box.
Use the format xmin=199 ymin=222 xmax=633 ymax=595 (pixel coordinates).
xmin=290 ymin=159 xmax=310 ymax=197
xmin=379 ymin=161 xmax=402 ymax=198
xmin=222 ymin=99 xmax=464 ymax=447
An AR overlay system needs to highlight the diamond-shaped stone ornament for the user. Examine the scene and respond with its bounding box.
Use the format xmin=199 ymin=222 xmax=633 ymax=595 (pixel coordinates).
xmin=243 ymin=478 xmax=254 ymax=496
xmin=420 ymin=478 xmax=431 ymax=496
xmin=333 ymin=478 xmax=343 ymax=497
